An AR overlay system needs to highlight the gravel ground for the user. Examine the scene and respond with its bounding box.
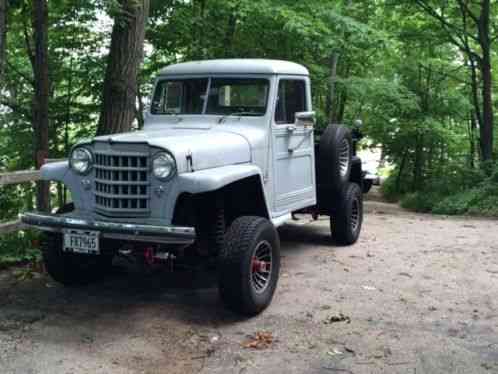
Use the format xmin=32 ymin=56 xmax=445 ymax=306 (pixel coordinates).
xmin=1 ymin=195 xmax=498 ymax=374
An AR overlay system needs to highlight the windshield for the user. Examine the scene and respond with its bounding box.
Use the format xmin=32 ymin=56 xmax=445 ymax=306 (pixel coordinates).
xmin=151 ymin=77 xmax=269 ymax=116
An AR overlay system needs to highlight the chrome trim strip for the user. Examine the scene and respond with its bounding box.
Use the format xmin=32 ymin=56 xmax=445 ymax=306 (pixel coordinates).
xmin=20 ymin=212 xmax=195 ymax=245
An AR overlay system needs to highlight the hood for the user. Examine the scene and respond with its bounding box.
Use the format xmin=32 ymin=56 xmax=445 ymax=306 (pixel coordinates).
xmin=93 ymin=128 xmax=251 ymax=173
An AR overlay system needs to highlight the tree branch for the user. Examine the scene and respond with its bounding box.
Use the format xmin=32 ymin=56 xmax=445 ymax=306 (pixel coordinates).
xmin=456 ymin=0 xmax=479 ymax=24
xmin=414 ymin=0 xmax=480 ymax=45
xmin=6 ymin=60 xmax=35 ymax=87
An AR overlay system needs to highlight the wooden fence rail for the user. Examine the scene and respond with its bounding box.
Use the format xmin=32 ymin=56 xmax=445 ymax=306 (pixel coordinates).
xmin=0 ymin=159 xmax=66 ymax=235
xmin=0 ymin=170 xmax=41 ymax=187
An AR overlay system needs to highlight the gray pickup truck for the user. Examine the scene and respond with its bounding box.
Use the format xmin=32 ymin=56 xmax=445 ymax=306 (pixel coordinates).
xmin=21 ymin=59 xmax=364 ymax=315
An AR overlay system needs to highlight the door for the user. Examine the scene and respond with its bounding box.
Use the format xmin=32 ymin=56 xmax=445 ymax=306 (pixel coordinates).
xmin=272 ymin=77 xmax=316 ymax=215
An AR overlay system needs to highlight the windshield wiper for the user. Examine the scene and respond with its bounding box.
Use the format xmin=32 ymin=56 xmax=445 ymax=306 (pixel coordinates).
xmin=162 ymin=111 xmax=184 ymax=123
xmin=218 ymin=111 xmax=260 ymax=123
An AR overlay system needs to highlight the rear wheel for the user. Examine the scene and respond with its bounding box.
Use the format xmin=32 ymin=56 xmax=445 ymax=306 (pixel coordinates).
xmin=363 ymin=179 xmax=373 ymax=194
xmin=218 ymin=216 xmax=280 ymax=316
xmin=330 ymin=182 xmax=363 ymax=245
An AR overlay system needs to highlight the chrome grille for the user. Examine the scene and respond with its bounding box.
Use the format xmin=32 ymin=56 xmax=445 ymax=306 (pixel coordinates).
xmin=94 ymin=151 xmax=150 ymax=216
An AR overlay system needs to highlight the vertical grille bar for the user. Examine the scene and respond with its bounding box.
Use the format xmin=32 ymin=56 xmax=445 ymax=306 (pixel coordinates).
xmin=93 ymin=150 xmax=150 ymax=217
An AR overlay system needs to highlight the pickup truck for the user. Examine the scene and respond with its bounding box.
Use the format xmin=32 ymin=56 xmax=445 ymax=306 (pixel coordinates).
xmin=21 ymin=59 xmax=364 ymax=316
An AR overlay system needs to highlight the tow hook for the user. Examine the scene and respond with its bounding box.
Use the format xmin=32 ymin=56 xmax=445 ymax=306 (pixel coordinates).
xmin=144 ymin=247 xmax=155 ymax=266
xmin=143 ymin=247 xmax=177 ymax=271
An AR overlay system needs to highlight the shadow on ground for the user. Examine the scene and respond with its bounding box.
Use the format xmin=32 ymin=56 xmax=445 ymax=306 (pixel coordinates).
xmin=0 ymin=222 xmax=333 ymax=331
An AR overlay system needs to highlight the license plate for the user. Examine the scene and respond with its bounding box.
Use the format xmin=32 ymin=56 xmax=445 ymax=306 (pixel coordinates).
xmin=63 ymin=230 xmax=100 ymax=255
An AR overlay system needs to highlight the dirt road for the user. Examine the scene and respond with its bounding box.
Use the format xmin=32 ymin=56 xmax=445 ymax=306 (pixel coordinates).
xmin=1 ymin=198 xmax=498 ymax=374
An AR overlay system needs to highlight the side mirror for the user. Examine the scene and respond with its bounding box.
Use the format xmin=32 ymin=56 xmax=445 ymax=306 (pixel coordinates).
xmin=295 ymin=111 xmax=316 ymax=128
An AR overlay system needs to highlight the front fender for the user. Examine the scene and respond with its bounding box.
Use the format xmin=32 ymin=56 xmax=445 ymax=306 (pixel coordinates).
xmin=40 ymin=161 xmax=70 ymax=181
xmin=166 ymin=164 xmax=271 ymax=220
xmin=177 ymin=164 xmax=264 ymax=194
xmin=40 ymin=161 xmax=90 ymax=212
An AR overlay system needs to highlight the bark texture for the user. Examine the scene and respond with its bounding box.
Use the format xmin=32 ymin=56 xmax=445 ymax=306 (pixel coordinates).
xmin=326 ymin=53 xmax=339 ymax=123
xmin=97 ymin=0 xmax=150 ymax=136
xmin=477 ymin=0 xmax=493 ymax=161
xmin=31 ymin=0 xmax=50 ymax=212
xmin=0 ymin=0 xmax=7 ymax=81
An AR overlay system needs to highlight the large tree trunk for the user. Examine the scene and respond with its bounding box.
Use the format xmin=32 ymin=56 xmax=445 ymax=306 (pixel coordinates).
xmin=32 ymin=0 xmax=50 ymax=212
xmin=0 ymin=0 xmax=6 ymax=81
xmin=478 ymin=0 xmax=494 ymax=161
xmin=96 ymin=0 xmax=150 ymax=136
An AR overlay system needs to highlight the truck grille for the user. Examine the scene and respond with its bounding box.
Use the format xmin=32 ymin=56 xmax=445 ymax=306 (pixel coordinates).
xmin=94 ymin=151 xmax=150 ymax=216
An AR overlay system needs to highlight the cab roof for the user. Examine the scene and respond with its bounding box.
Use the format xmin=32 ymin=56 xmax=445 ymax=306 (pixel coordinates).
xmin=158 ymin=59 xmax=309 ymax=76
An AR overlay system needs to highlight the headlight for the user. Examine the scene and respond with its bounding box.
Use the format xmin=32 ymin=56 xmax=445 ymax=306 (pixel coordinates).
xmin=152 ymin=152 xmax=176 ymax=181
xmin=70 ymin=147 xmax=93 ymax=175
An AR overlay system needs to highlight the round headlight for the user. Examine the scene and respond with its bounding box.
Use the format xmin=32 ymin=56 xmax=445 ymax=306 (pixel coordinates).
xmin=152 ymin=152 xmax=176 ymax=181
xmin=70 ymin=147 xmax=93 ymax=175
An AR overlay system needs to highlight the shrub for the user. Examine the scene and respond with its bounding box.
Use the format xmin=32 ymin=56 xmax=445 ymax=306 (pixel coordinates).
xmin=432 ymin=188 xmax=484 ymax=215
xmin=0 ymin=230 xmax=40 ymax=268
xmin=382 ymin=161 xmax=498 ymax=217
xmin=400 ymin=191 xmax=441 ymax=213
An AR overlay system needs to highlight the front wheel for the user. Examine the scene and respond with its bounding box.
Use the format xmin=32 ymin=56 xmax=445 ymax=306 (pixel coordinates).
xmin=41 ymin=232 xmax=114 ymax=286
xmin=330 ymin=182 xmax=363 ymax=245
xmin=218 ymin=216 xmax=280 ymax=316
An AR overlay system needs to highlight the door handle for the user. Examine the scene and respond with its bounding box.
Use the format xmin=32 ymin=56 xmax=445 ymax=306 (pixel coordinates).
xmin=286 ymin=125 xmax=296 ymax=132
xmin=288 ymin=129 xmax=313 ymax=152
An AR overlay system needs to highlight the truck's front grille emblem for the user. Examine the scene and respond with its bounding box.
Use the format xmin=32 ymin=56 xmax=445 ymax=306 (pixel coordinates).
xmin=94 ymin=152 xmax=150 ymax=216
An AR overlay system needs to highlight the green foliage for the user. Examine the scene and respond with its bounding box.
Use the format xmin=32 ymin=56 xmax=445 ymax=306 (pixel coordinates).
xmin=0 ymin=230 xmax=40 ymax=268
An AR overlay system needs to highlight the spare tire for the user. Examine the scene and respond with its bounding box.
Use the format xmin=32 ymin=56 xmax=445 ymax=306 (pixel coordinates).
xmin=318 ymin=124 xmax=353 ymax=193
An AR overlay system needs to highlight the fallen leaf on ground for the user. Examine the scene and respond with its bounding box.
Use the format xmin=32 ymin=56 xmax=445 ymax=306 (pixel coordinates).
xmin=242 ymin=331 xmax=273 ymax=349
xmin=324 ymin=313 xmax=351 ymax=324
xmin=344 ymin=346 xmax=356 ymax=355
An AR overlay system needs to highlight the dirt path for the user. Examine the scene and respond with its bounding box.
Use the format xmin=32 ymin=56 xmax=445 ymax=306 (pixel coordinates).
xmin=1 ymin=199 xmax=497 ymax=374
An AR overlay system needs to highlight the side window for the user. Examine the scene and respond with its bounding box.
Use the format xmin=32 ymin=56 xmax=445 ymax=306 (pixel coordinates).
xmin=164 ymin=82 xmax=183 ymax=113
xmin=275 ymin=79 xmax=307 ymax=124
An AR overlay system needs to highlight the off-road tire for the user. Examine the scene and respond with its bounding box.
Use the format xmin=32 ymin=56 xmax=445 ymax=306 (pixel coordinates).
xmin=41 ymin=232 xmax=113 ymax=286
xmin=363 ymin=179 xmax=373 ymax=194
xmin=331 ymin=182 xmax=363 ymax=245
xmin=41 ymin=203 xmax=113 ymax=286
xmin=318 ymin=124 xmax=353 ymax=193
xmin=196 ymin=194 xmax=226 ymax=256
xmin=218 ymin=216 xmax=280 ymax=316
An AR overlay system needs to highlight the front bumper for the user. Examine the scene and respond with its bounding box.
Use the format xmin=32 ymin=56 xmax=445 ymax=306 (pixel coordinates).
xmin=20 ymin=212 xmax=196 ymax=245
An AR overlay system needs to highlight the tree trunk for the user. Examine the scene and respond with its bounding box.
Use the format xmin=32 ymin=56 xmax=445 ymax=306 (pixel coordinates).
xmin=136 ymin=82 xmax=145 ymax=129
xmin=0 ymin=0 xmax=6 ymax=82
xmin=478 ymin=0 xmax=493 ymax=161
xmin=469 ymin=111 xmax=476 ymax=167
xmin=396 ymin=150 xmax=408 ymax=193
xmin=32 ymin=0 xmax=50 ymax=212
xmin=223 ymin=12 xmax=237 ymax=58
xmin=467 ymin=56 xmax=483 ymax=130
xmin=96 ymin=0 xmax=150 ymax=136
xmin=326 ymin=53 xmax=339 ymax=124
xmin=412 ymin=134 xmax=424 ymax=191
